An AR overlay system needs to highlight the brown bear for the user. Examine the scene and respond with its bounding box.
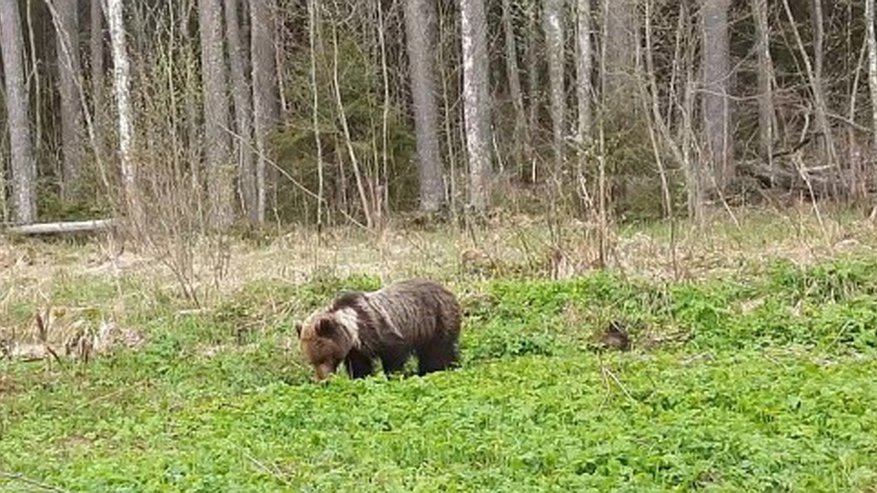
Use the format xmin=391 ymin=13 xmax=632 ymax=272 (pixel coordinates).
xmin=295 ymin=279 xmax=462 ymax=382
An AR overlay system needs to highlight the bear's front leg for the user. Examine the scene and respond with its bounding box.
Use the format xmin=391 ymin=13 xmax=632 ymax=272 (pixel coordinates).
xmin=344 ymin=350 xmax=375 ymax=379
xmin=379 ymin=348 xmax=411 ymax=377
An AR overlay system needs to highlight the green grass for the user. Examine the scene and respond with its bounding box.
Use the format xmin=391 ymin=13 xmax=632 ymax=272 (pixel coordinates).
xmin=4 ymin=257 xmax=877 ymax=491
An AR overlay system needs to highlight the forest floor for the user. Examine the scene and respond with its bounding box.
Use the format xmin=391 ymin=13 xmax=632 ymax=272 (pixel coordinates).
xmin=2 ymin=204 xmax=877 ymax=491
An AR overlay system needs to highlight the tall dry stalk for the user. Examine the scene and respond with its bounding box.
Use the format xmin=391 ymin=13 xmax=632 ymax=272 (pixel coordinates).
xmin=307 ymin=0 xmax=326 ymax=229
xmin=329 ymin=21 xmax=373 ymax=228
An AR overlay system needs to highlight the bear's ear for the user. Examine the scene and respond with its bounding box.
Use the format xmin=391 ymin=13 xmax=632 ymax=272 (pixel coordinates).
xmin=294 ymin=322 xmax=302 ymax=338
xmin=316 ymin=318 xmax=337 ymax=338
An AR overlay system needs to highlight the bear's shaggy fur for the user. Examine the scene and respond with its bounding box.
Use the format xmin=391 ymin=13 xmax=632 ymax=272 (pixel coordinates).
xmin=295 ymin=279 xmax=462 ymax=381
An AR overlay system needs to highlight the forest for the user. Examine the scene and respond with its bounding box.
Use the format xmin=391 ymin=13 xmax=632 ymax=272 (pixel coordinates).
xmin=3 ymin=0 xmax=877 ymax=490
xmin=0 ymin=0 xmax=873 ymax=229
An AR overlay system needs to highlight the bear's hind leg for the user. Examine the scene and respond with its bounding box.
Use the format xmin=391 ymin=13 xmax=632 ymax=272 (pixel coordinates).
xmin=345 ymin=351 xmax=375 ymax=379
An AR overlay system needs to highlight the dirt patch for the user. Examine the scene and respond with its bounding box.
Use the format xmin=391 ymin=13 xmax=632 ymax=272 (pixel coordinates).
xmin=0 ymin=374 xmax=19 ymax=394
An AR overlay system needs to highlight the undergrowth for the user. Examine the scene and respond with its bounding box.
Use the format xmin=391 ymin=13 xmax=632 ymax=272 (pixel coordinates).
xmin=3 ymin=256 xmax=877 ymax=491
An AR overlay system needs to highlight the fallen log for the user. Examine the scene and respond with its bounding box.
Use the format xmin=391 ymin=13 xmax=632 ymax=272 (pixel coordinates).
xmin=736 ymin=158 xmax=877 ymax=199
xmin=3 ymin=218 xmax=119 ymax=236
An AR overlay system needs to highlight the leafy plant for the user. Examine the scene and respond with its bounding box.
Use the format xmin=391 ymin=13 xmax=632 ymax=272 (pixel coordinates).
xmin=5 ymin=260 xmax=877 ymax=491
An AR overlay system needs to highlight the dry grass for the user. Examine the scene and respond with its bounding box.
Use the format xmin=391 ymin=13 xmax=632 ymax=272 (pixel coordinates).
xmin=1 ymin=203 xmax=875 ymax=296
xmin=1 ymin=204 xmax=875 ymax=353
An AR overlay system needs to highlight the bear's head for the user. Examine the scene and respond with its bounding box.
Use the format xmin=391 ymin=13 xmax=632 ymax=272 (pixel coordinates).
xmin=295 ymin=312 xmax=355 ymax=382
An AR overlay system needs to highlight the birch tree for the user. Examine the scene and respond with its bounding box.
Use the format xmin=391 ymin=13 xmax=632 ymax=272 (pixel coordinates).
xmin=543 ymin=0 xmax=565 ymax=170
xmin=865 ymin=0 xmax=877 ymax=159
xmin=460 ymin=0 xmax=492 ymax=211
xmin=576 ymin=0 xmax=592 ymax=144
xmin=105 ymin=0 xmax=138 ymax=219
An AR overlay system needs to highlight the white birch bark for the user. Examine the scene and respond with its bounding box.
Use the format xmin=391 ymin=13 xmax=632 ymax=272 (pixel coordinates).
xmin=866 ymin=0 xmax=877 ymax=159
xmin=460 ymin=0 xmax=492 ymax=210
xmin=104 ymin=0 xmax=138 ymax=218
xmin=543 ymin=0 xmax=565 ymax=170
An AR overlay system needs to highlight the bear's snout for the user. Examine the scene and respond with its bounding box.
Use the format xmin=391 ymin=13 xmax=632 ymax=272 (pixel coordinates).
xmin=314 ymin=362 xmax=338 ymax=382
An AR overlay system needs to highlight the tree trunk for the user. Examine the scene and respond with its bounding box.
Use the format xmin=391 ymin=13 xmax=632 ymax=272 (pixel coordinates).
xmin=0 ymin=0 xmax=37 ymax=224
xmin=199 ymin=0 xmax=234 ymax=229
xmin=701 ymin=0 xmax=734 ymax=192
xmin=750 ymin=0 xmax=774 ymax=183
xmin=525 ymin=1 xmax=540 ymax=181
xmin=306 ymin=0 xmax=324 ymax=226
xmin=250 ymin=0 xmax=277 ymax=224
xmin=55 ymin=0 xmax=84 ymax=201
xmin=460 ymin=0 xmax=492 ymax=211
xmin=404 ymin=0 xmax=445 ymax=212
xmin=576 ymin=0 xmax=592 ymax=144
xmin=501 ymin=0 xmax=527 ymax=172
xmin=680 ymin=2 xmax=703 ymax=221
xmin=543 ymin=0 xmax=565 ymax=171
xmin=90 ymin=0 xmax=105 ymax=161
xmin=867 ymin=0 xmax=877 ymax=160
xmin=105 ymin=0 xmax=138 ymax=221
xmin=181 ymin=6 xmax=204 ymax=216
xmin=781 ymin=0 xmax=838 ymax=185
xmin=602 ymin=0 xmax=637 ymax=121
xmin=807 ymin=0 xmax=838 ymax=175
xmin=224 ymin=0 xmax=256 ymax=223
xmin=810 ymin=0 xmax=824 ymax=96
